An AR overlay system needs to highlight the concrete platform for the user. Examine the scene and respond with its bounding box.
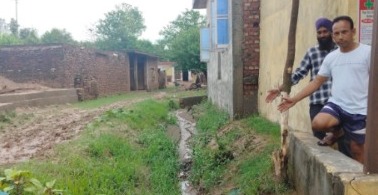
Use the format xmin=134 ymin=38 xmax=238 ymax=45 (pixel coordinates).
xmin=0 ymin=88 xmax=78 ymax=112
xmin=288 ymin=131 xmax=378 ymax=195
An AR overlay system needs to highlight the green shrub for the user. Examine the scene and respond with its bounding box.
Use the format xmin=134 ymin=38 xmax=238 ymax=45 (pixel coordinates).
xmin=0 ymin=169 xmax=62 ymax=195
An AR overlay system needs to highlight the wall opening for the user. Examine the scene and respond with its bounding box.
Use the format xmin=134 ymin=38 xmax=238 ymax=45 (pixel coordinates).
xmin=129 ymin=53 xmax=147 ymax=91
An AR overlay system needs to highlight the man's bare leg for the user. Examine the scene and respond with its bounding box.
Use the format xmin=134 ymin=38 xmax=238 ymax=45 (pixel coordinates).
xmin=312 ymin=112 xmax=339 ymax=132
xmin=350 ymin=140 xmax=364 ymax=163
xmin=312 ymin=113 xmax=343 ymax=146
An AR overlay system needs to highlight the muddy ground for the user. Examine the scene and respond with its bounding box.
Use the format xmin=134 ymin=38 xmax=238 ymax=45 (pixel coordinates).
xmin=0 ymin=75 xmax=167 ymax=165
xmin=0 ymin=92 xmax=167 ymax=165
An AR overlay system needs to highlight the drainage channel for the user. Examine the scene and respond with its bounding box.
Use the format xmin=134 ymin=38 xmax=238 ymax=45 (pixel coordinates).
xmin=176 ymin=109 xmax=198 ymax=195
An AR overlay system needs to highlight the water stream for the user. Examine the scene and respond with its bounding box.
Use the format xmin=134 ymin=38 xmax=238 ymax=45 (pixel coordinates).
xmin=176 ymin=109 xmax=198 ymax=195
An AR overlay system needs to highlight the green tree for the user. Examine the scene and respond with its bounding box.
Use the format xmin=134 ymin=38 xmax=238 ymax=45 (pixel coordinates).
xmin=170 ymin=27 xmax=203 ymax=71
xmin=94 ymin=3 xmax=145 ymax=50
xmin=134 ymin=39 xmax=156 ymax=54
xmin=0 ymin=33 xmax=22 ymax=45
xmin=159 ymin=10 xmax=206 ymax=72
xmin=19 ymin=28 xmax=40 ymax=44
xmin=79 ymin=40 xmax=97 ymax=49
xmin=9 ymin=18 xmax=19 ymax=36
xmin=41 ymin=28 xmax=76 ymax=44
xmin=0 ymin=18 xmax=9 ymax=34
xmin=0 ymin=18 xmax=22 ymax=46
xmin=154 ymin=39 xmax=170 ymax=61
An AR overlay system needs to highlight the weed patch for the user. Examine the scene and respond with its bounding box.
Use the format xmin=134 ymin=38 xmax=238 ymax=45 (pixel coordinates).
xmin=5 ymin=99 xmax=180 ymax=194
xmin=190 ymin=102 xmax=292 ymax=194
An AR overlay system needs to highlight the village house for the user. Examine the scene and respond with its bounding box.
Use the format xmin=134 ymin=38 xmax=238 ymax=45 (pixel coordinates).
xmin=0 ymin=44 xmax=159 ymax=100
xmin=193 ymin=0 xmax=260 ymax=119
xmin=158 ymin=61 xmax=176 ymax=85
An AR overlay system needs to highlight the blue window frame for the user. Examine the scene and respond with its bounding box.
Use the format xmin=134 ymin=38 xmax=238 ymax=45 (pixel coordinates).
xmin=217 ymin=0 xmax=228 ymax=14
xmin=217 ymin=0 xmax=229 ymax=45
xmin=211 ymin=0 xmax=217 ymax=47
xmin=200 ymin=27 xmax=210 ymax=62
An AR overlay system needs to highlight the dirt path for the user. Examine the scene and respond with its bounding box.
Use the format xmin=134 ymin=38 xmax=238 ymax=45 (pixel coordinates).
xmin=0 ymin=92 xmax=166 ymax=165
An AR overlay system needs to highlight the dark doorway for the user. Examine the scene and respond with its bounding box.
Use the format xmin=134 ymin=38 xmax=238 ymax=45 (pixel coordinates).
xmin=137 ymin=58 xmax=145 ymax=90
xmin=129 ymin=53 xmax=147 ymax=91
xmin=183 ymin=70 xmax=189 ymax=81
xmin=129 ymin=55 xmax=136 ymax=91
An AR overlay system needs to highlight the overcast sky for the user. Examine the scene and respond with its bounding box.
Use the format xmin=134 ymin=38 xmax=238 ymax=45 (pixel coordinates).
xmin=0 ymin=0 xmax=203 ymax=42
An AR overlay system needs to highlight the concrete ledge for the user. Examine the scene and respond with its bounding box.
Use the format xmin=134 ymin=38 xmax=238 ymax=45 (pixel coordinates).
xmin=179 ymin=95 xmax=207 ymax=108
xmin=288 ymin=131 xmax=378 ymax=195
xmin=0 ymin=89 xmax=77 ymax=103
xmin=0 ymin=89 xmax=78 ymax=112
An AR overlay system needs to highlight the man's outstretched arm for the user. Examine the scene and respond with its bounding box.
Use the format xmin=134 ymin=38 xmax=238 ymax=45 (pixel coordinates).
xmin=266 ymin=51 xmax=313 ymax=103
xmin=278 ymin=75 xmax=328 ymax=112
xmin=265 ymin=85 xmax=283 ymax=103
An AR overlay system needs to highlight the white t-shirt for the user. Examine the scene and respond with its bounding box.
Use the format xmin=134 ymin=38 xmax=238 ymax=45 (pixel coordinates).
xmin=318 ymin=43 xmax=371 ymax=115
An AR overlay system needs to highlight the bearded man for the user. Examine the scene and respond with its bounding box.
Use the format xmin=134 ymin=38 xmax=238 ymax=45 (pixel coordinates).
xmin=266 ymin=17 xmax=351 ymax=157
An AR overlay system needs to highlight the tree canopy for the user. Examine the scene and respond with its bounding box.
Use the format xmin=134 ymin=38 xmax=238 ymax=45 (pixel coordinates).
xmin=0 ymin=33 xmax=22 ymax=45
xmin=93 ymin=3 xmax=146 ymax=50
xmin=158 ymin=10 xmax=206 ymax=72
xmin=19 ymin=28 xmax=40 ymax=44
xmin=9 ymin=18 xmax=19 ymax=36
xmin=41 ymin=28 xmax=76 ymax=44
xmin=0 ymin=18 xmax=79 ymax=45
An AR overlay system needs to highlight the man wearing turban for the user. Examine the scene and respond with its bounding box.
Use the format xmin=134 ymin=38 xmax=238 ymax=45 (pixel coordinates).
xmin=266 ymin=17 xmax=350 ymax=157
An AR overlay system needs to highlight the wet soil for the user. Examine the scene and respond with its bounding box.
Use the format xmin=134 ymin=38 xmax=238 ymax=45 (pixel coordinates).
xmin=0 ymin=91 xmax=166 ymax=165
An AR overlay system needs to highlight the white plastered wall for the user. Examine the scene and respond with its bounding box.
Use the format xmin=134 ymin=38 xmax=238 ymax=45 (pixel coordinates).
xmin=259 ymin=0 xmax=357 ymax=131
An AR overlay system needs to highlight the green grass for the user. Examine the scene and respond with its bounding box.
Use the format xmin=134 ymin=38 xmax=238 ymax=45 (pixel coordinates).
xmin=161 ymin=86 xmax=207 ymax=99
xmin=0 ymin=111 xmax=16 ymax=123
xmin=6 ymin=99 xmax=180 ymax=195
xmin=189 ymin=101 xmax=230 ymax=189
xmin=74 ymin=91 xmax=151 ymax=109
xmin=0 ymin=88 xmax=291 ymax=194
xmin=75 ymin=88 xmax=206 ymax=109
xmin=189 ymin=101 xmax=291 ymax=194
xmin=237 ymin=143 xmax=288 ymax=194
xmin=0 ymin=111 xmax=33 ymax=131
xmin=238 ymin=116 xmax=289 ymax=194
xmin=246 ymin=115 xmax=281 ymax=141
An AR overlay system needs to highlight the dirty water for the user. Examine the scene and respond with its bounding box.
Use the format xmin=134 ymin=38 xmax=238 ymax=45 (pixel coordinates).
xmin=175 ymin=109 xmax=198 ymax=195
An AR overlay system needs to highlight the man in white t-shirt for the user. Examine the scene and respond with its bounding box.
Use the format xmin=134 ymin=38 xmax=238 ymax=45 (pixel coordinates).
xmin=277 ymin=16 xmax=370 ymax=163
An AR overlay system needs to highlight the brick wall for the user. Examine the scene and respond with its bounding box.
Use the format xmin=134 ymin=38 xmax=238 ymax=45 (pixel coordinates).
xmin=0 ymin=44 xmax=130 ymax=99
xmin=0 ymin=45 xmax=65 ymax=87
xmin=243 ymin=0 xmax=260 ymax=95
xmin=62 ymin=45 xmax=130 ymax=99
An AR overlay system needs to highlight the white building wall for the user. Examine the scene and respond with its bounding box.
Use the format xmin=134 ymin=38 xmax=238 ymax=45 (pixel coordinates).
xmin=259 ymin=0 xmax=357 ymax=131
xmin=205 ymin=0 xmax=235 ymax=116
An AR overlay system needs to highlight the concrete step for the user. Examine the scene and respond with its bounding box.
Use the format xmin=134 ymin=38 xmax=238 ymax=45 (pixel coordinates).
xmin=0 ymin=89 xmax=79 ymax=113
xmin=0 ymin=89 xmax=77 ymax=103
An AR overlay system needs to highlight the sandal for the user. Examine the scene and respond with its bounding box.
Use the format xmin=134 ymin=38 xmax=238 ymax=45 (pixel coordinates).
xmin=317 ymin=134 xmax=338 ymax=146
xmin=317 ymin=129 xmax=344 ymax=146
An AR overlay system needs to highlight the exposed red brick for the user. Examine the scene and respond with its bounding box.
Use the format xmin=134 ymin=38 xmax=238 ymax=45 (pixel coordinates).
xmin=0 ymin=44 xmax=158 ymax=100
xmin=243 ymin=0 xmax=260 ymax=96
